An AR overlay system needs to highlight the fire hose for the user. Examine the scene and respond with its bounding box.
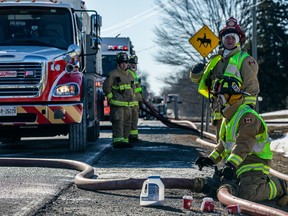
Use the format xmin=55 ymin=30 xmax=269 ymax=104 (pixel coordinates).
xmin=0 ymin=157 xmax=205 ymax=191
xmin=1 ymin=156 xmax=287 ymax=216
xmin=0 ymin=98 xmax=287 ymax=215
xmin=140 ymin=99 xmax=201 ymax=137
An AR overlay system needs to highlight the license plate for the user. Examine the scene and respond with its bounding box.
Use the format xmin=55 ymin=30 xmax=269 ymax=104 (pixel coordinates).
xmin=0 ymin=106 xmax=17 ymax=116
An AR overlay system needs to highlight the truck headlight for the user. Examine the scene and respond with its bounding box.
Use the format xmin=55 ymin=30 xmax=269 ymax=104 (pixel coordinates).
xmin=53 ymin=83 xmax=79 ymax=97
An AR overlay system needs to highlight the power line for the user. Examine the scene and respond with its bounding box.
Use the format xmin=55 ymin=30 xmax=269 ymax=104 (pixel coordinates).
xmin=102 ymin=0 xmax=182 ymax=36
xmin=102 ymin=3 xmax=163 ymax=35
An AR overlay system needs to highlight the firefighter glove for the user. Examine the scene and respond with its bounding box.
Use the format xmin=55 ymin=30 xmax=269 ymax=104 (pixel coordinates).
xmin=191 ymin=62 xmax=205 ymax=74
xmin=219 ymin=162 xmax=237 ymax=181
xmin=195 ymin=157 xmax=214 ymax=171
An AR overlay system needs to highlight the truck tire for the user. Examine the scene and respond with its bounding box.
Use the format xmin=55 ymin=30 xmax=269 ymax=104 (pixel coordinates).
xmin=69 ymin=91 xmax=88 ymax=152
xmin=69 ymin=105 xmax=87 ymax=152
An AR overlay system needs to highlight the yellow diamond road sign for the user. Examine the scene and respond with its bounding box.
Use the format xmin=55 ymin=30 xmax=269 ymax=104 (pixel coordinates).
xmin=189 ymin=25 xmax=219 ymax=58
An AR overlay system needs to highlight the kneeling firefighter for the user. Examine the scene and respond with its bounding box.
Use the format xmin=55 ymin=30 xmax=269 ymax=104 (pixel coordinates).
xmin=195 ymin=77 xmax=288 ymax=206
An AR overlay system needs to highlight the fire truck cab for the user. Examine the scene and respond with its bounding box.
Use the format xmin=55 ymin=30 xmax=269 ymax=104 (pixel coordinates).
xmin=0 ymin=0 xmax=103 ymax=152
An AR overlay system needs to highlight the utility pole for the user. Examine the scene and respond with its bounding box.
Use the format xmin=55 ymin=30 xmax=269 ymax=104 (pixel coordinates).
xmin=252 ymin=0 xmax=260 ymax=112
xmin=252 ymin=0 xmax=257 ymax=61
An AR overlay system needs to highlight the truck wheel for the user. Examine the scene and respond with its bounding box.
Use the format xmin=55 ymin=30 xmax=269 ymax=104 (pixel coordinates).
xmin=87 ymin=120 xmax=100 ymax=142
xmin=69 ymin=104 xmax=87 ymax=152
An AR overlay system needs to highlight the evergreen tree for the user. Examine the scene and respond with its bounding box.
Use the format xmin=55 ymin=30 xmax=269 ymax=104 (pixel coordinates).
xmin=256 ymin=0 xmax=288 ymax=112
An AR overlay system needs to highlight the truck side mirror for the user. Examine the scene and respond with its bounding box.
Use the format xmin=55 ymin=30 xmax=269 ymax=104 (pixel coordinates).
xmin=90 ymin=14 xmax=102 ymax=50
xmin=67 ymin=44 xmax=81 ymax=58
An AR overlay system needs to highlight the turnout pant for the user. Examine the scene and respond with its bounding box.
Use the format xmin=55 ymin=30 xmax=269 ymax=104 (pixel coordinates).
xmin=110 ymin=106 xmax=132 ymax=144
xmin=130 ymin=105 xmax=139 ymax=139
xmin=238 ymin=171 xmax=287 ymax=202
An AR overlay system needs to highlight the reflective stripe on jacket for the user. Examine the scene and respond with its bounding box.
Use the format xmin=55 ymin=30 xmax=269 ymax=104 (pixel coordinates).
xmin=112 ymin=84 xmax=132 ymax=91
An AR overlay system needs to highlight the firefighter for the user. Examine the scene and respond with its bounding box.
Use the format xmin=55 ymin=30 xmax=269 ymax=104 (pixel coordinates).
xmin=189 ymin=17 xmax=259 ymax=141
xmin=103 ymin=52 xmax=135 ymax=148
xmin=128 ymin=55 xmax=142 ymax=143
xmin=195 ymin=77 xmax=288 ymax=206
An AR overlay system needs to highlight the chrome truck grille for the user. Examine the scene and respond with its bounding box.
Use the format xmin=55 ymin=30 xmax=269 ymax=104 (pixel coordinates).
xmin=0 ymin=62 xmax=43 ymax=97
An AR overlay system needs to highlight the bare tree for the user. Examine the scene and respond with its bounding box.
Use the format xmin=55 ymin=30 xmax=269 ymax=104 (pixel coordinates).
xmin=153 ymin=0 xmax=248 ymax=69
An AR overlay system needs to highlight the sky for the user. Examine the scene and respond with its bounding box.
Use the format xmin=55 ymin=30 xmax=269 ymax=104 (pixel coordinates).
xmin=84 ymin=0 xmax=171 ymax=96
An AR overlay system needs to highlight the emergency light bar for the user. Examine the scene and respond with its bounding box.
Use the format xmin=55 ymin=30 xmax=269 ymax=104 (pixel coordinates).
xmin=107 ymin=45 xmax=129 ymax=51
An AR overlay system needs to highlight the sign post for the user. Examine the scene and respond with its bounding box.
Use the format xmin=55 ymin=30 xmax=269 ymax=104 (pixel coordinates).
xmin=189 ymin=25 xmax=219 ymax=138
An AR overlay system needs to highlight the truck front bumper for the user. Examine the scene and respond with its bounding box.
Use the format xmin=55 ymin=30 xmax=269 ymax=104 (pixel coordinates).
xmin=0 ymin=103 xmax=83 ymax=125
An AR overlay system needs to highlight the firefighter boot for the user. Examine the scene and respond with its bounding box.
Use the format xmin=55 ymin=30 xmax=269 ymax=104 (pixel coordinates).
xmin=277 ymin=180 xmax=288 ymax=207
xmin=191 ymin=177 xmax=214 ymax=194
xmin=129 ymin=136 xmax=138 ymax=143
xmin=278 ymin=195 xmax=288 ymax=207
xmin=129 ymin=137 xmax=143 ymax=144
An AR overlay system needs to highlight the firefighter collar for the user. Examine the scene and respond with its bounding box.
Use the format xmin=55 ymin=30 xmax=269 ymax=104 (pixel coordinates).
xmin=221 ymin=46 xmax=241 ymax=58
xmin=221 ymin=98 xmax=244 ymax=121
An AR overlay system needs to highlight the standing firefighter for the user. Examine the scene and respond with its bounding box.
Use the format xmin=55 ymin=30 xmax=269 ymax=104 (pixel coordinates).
xmin=103 ymin=52 xmax=135 ymax=148
xmin=190 ymin=17 xmax=259 ymax=141
xmin=195 ymin=77 xmax=288 ymax=206
xmin=128 ymin=55 xmax=142 ymax=143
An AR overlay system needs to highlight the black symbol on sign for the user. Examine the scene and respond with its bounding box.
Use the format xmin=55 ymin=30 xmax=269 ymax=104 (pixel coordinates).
xmin=197 ymin=33 xmax=211 ymax=48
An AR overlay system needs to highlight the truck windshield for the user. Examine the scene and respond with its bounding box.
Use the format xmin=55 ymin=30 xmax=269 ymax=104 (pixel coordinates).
xmin=0 ymin=7 xmax=73 ymax=49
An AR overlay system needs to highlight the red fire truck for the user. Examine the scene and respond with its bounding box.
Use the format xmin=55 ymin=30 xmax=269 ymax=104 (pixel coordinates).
xmin=0 ymin=0 xmax=103 ymax=152
xmin=101 ymin=37 xmax=135 ymax=120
